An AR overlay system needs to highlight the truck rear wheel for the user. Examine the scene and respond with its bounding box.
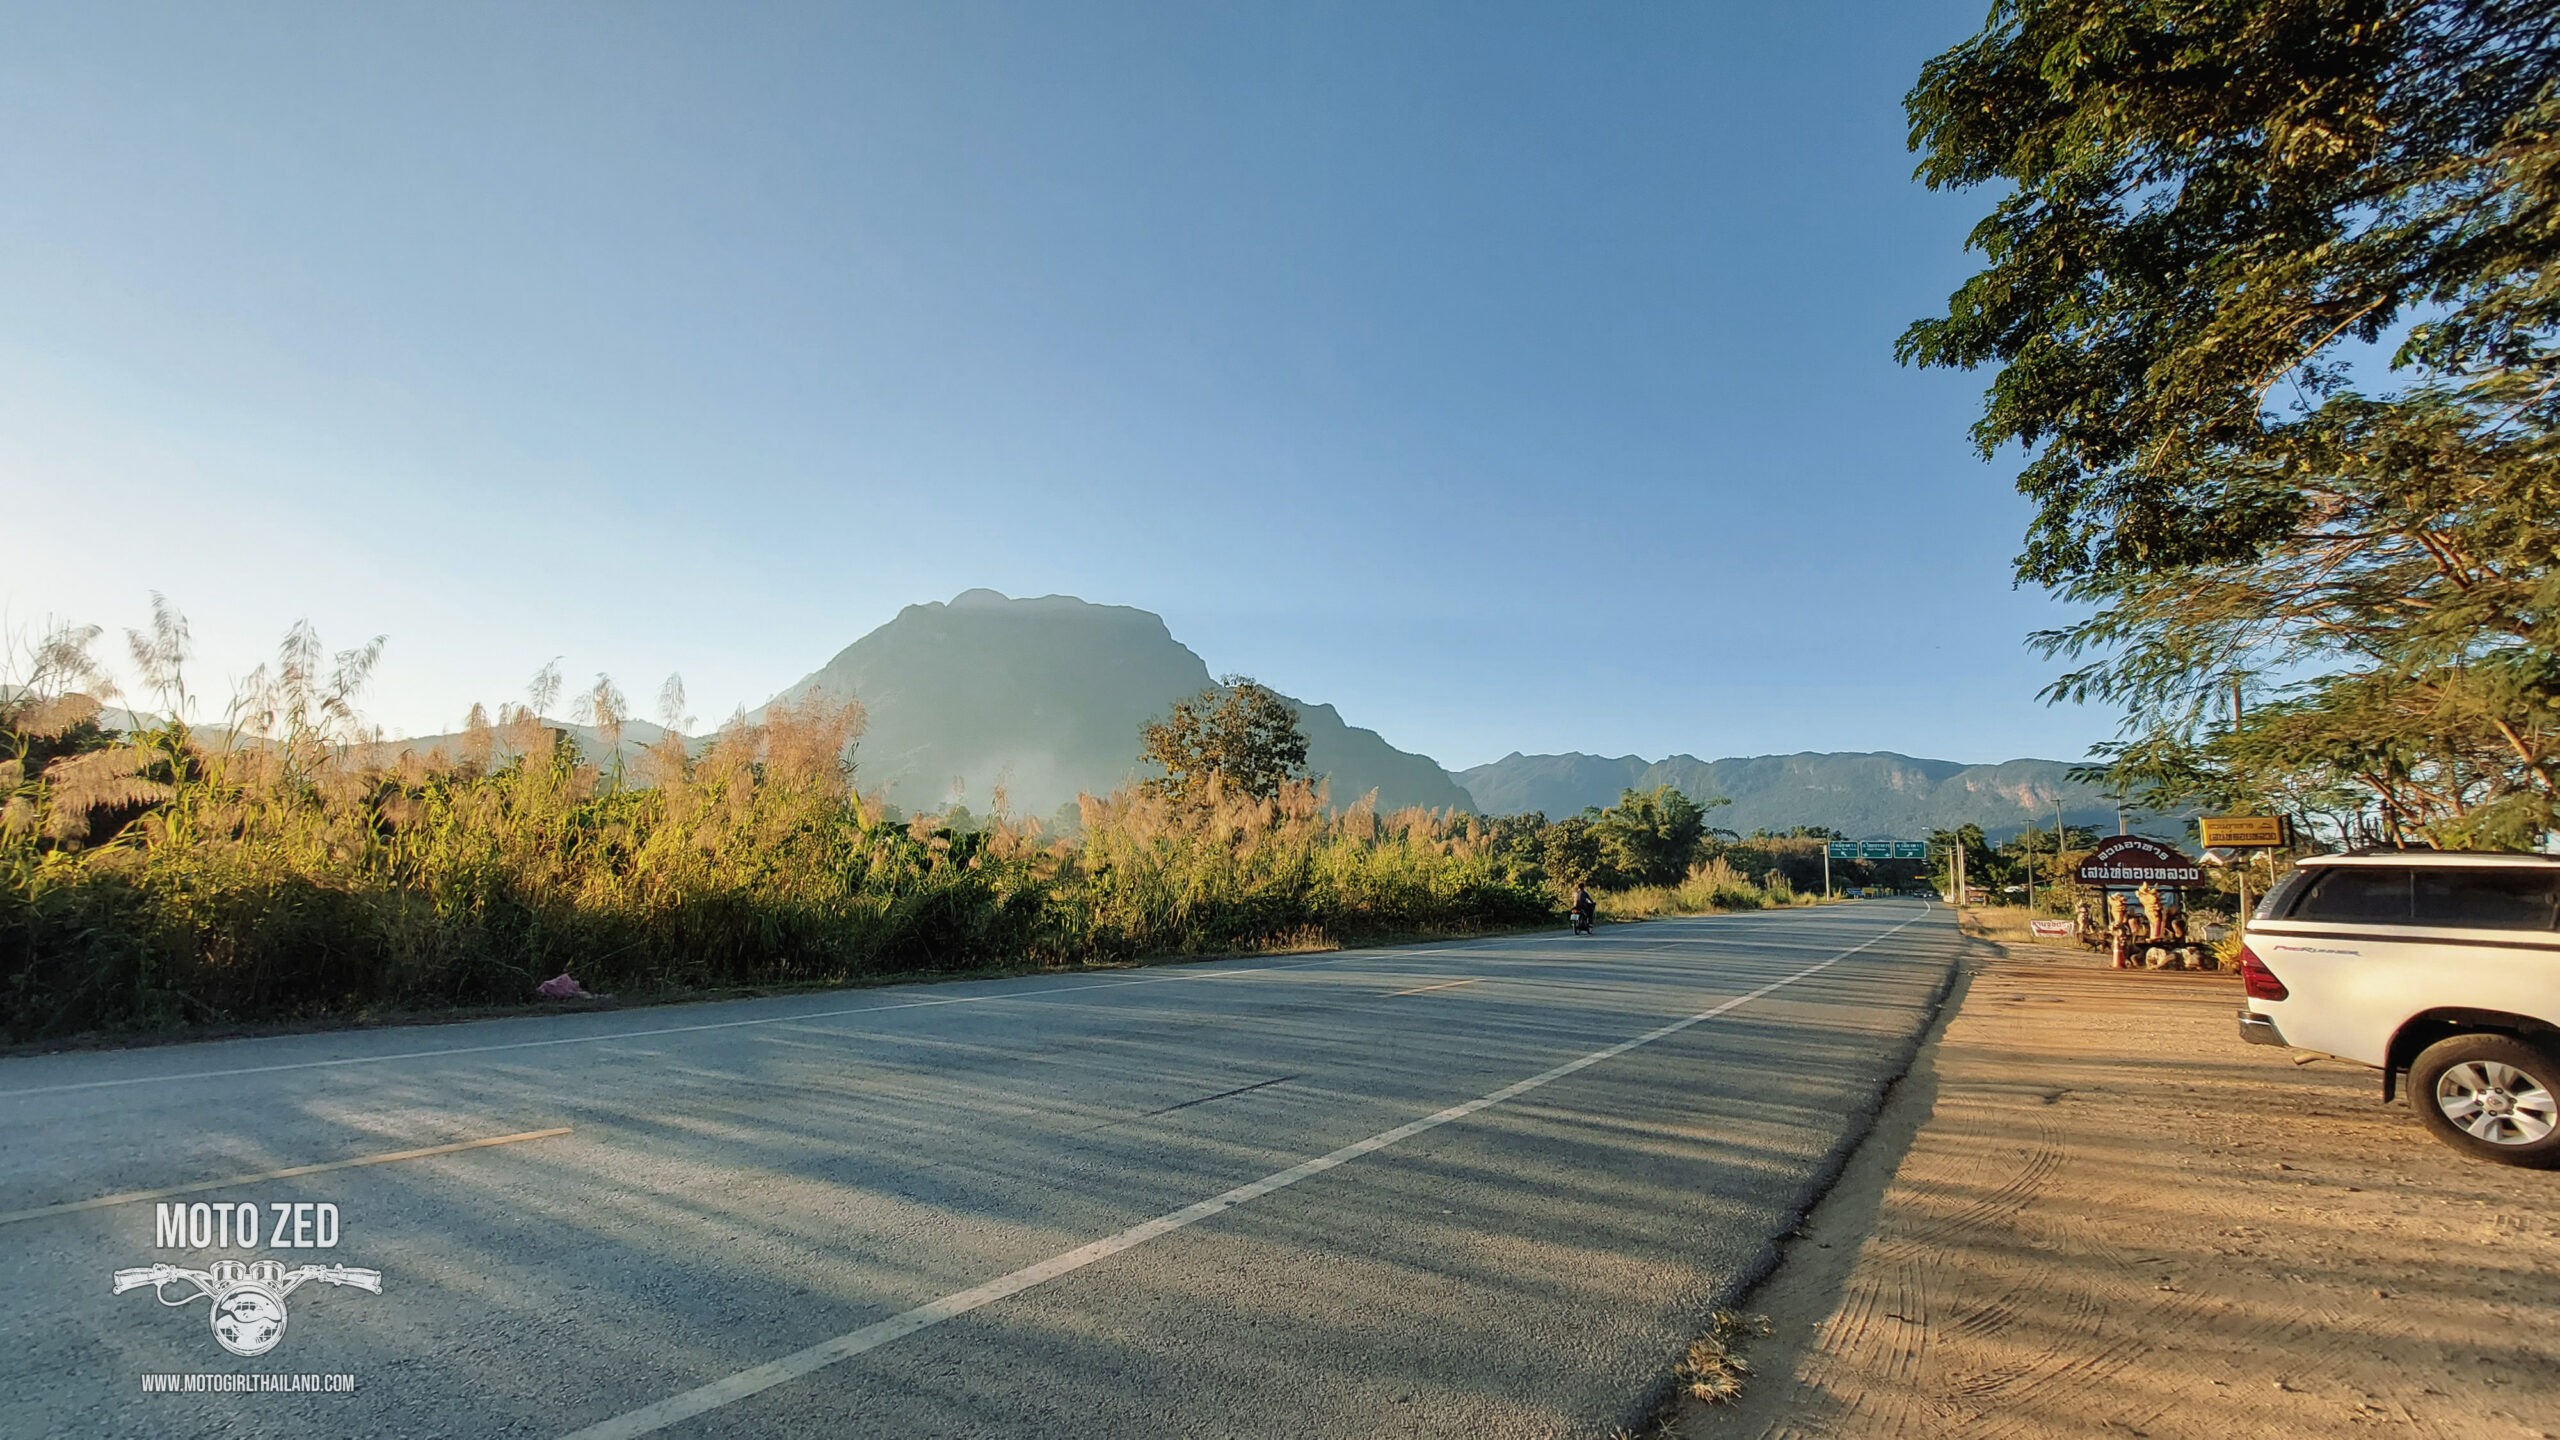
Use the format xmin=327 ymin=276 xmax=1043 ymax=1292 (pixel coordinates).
xmin=2409 ymin=1034 xmax=2560 ymax=1168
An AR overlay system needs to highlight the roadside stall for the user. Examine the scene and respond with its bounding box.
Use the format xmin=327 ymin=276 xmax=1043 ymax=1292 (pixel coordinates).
xmin=2071 ymin=835 xmax=2210 ymax=970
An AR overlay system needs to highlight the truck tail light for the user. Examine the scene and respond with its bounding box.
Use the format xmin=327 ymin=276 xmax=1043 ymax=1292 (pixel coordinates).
xmin=2238 ymin=944 xmax=2288 ymax=1001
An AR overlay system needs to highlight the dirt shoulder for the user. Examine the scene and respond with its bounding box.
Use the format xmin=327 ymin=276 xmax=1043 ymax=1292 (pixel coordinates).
xmin=1681 ymin=928 xmax=2560 ymax=1440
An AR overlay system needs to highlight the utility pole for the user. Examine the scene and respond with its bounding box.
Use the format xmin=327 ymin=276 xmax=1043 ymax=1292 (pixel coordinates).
xmin=1953 ymin=840 xmax=1967 ymax=914
xmin=2054 ymin=798 xmax=2065 ymax=916
xmin=1822 ymin=842 xmax=1831 ymax=899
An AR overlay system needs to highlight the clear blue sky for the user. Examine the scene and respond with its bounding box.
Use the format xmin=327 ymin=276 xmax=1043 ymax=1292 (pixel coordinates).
xmin=0 ymin=1 xmax=2109 ymax=769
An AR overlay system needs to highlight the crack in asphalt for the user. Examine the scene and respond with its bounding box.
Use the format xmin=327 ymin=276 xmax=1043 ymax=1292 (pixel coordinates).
xmin=1072 ymin=1073 xmax=1303 ymax=1137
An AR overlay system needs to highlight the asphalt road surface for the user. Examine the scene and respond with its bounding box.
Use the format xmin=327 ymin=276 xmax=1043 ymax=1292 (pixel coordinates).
xmin=1 ymin=902 xmax=1958 ymax=1439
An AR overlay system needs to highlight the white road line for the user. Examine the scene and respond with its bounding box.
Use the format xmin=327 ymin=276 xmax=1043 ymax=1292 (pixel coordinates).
xmin=559 ymin=906 xmax=1932 ymax=1440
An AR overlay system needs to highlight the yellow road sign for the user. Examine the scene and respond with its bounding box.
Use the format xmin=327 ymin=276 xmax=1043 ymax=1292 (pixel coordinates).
xmin=2199 ymin=816 xmax=2285 ymax=848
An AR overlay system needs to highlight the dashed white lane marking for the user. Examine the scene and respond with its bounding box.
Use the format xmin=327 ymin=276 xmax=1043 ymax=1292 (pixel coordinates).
xmin=559 ymin=907 xmax=1932 ymax=1440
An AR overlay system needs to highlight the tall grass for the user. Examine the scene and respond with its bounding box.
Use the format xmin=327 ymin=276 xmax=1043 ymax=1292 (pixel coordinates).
xmin=0 ymin=635 xmax=1549 ymax=1039
xmin=1596 ymin=858 xmax=1813 ymax=920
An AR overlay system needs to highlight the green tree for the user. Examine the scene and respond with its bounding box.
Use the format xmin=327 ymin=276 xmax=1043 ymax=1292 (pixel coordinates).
xmin=1540 ymin=812 xmax=1607 ymax=888
xmin=2000 ymin=823 xmax=2100 ymax=896
xmin=1138 ymin=676 xmax=1309 ymax=805
xmin=1903 ymin=1 xmax=2560 ymax=847
xmin=1470 ymin=811 xmax=1552 ymax=888
xmin=1591 ymin=786 xmax=1726 ymax=886
xmin=1927 ymin=824 xmax=1994 ymax=899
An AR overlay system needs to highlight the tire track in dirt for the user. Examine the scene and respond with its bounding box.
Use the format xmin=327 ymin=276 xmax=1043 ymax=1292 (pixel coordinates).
xmin=1777 ymin=1098 xmax=2073 ymax=1437
xmin=1769 ymin=1102 xmax=2079 ymax=1440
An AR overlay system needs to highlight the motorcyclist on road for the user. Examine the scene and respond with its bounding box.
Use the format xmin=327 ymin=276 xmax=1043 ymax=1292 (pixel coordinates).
xmin=1571 ymin=884 xmax=1595 ymax=935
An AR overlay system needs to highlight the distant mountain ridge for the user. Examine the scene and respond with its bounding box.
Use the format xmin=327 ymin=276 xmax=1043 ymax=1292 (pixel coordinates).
xmin=763 ymin=589 xmax=1476 ymax=817
xmin=136 ymin=593 xmax=2120 ymax=839
xmin=1455 ymin=750 xmax=2119 ymax=840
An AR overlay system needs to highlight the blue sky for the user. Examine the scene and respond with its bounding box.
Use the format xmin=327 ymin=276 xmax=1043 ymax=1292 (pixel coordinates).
xmin=0 ymin=1 xmax=2109 ymax=771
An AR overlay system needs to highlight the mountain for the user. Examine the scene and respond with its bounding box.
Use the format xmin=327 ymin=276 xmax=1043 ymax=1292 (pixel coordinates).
xmin=1456 ymin=750 xmax=2123 ymax=840
xmin=765 ymin=589 xmax=1476 ymax=817
xmin=23 ymin=608 xmax=2129 ymax=842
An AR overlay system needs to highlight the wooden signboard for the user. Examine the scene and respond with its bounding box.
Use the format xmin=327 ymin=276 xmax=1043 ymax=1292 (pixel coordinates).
xmin=2072 ymin=835 xmax=2204 ymax=886
xmin=2198 ymin=816 xmax=2286 ymax=849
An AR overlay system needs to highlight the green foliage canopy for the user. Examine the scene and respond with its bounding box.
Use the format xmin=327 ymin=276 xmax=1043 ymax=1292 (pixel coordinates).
xmin=1592 ymin=786 xmax=1724 ymax=886
xmin=1529 ymin=786 xmax=1731 ymax=889
xmin=1903 ymin=0 xmax=2560 ymax=847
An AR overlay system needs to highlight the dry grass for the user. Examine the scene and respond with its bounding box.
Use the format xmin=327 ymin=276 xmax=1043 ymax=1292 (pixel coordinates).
xmin=1956 ymin=906 xmax=2078 ymax=947
xmin=1600 ymin=859 xmax=1817 ymax=920
xmin=1675 ymin=1310 xmax=1772 ymax=1405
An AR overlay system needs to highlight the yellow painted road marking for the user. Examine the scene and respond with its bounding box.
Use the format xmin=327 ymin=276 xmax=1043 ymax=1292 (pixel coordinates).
xmin=1387 ymin=978 xmax=1478 ymax=997
xmin=0 ymin=1126 xmax=572 ymax=1225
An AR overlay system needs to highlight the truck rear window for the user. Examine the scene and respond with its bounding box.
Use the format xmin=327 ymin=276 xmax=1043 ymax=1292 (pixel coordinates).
xmin=2411 ymin=869 xmax=2560 ymax=930
xmin=2288 ymin=868 xmax=2410 ymax=923
xmin=2283 ymin=866 xmax=2560 ymax=929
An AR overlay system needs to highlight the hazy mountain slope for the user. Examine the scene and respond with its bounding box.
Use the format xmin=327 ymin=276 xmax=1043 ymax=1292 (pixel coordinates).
xmin=1291 ymin=700 xmax=1481 ymax=816
xmin=1451 ymin=752 xmax=1653 ymax=818
xmin=1457 ymin=750 xmax=2118 ymax=839
xmin=768 ymin=590 xmax=1476 ymax=816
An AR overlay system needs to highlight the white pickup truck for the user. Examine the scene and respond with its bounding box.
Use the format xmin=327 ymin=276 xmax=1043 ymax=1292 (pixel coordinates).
xmin=2239 ymin=851 xmax=2560 ymax=1167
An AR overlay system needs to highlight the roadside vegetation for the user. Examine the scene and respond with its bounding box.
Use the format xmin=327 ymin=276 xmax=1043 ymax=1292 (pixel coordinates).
xmin=1597 ymin=859 xmax=1802 ymax=920
xmin=1 ymin=616 xmax=1799 ymax=1042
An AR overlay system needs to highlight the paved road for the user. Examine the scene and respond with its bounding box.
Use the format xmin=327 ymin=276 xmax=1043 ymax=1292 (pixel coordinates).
xmin=0 ymin=902 xmax=1958 ymax=1439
